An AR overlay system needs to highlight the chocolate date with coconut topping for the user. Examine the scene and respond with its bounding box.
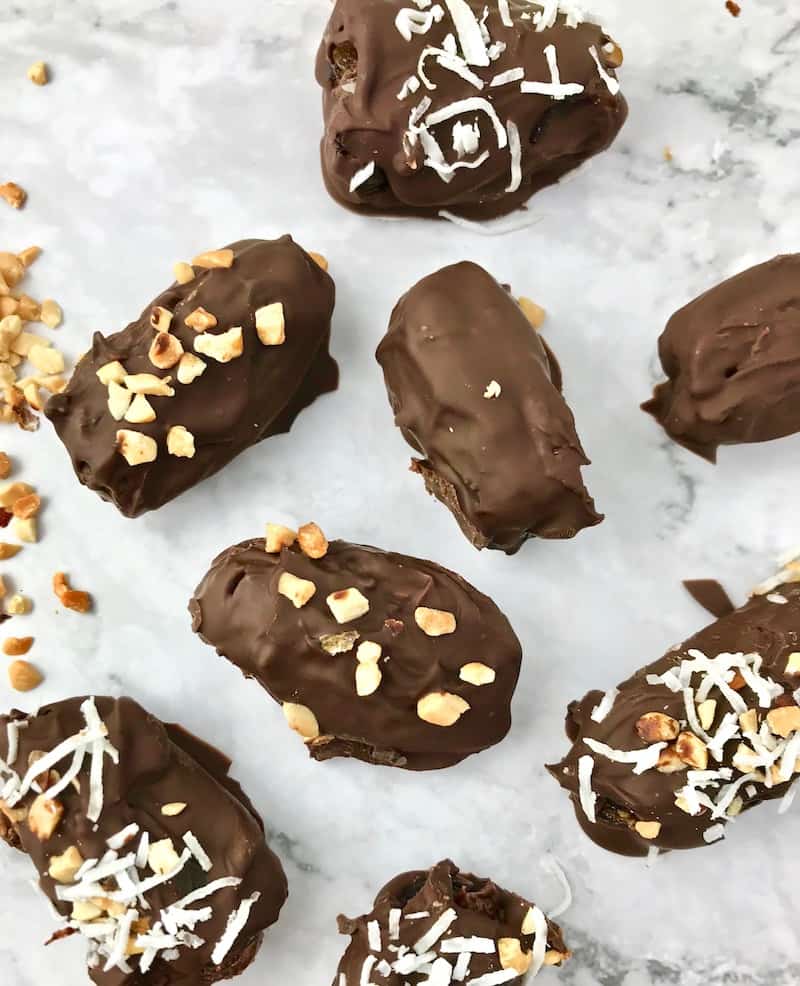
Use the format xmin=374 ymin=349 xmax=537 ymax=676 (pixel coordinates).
xmin=642 ymin=254 xmax=800 ymax=462
xmin=189 ymin=529 xmax=522 ymax=770
xmin=0 ymin=695 xmax=287 ymax=984
xmin=376 ymin=262 xmax=602 ymax=553
xmin=45 ymin=237 xmax=337 ymax=517
xmin=315 ymin=0 xmax=627 ymax=221
xmin=548 ymin=557 xmax=800 ymax=856
xmin=332 ymin=859 xmax=569 ymax=986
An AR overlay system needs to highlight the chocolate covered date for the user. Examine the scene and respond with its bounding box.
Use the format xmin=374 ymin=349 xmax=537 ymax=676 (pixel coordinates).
xmin=332 ymin=859 xmax=569 ymax=985
xmin=549 ymin=557 xmax=800 ymax=856
xmin=46 ymin=238 xmax=337 ymax=516
xmin=0 ymin=695 xmax=288 ymax=984
xmin=376 ymin=261 xmax=602 ymax=553
xmin=190 ymin=525 xmax=522 ymax=770
xmin=643 ymin=254 xmax=800 ymax=462
xmin=316 ymin=0 xmax=627 ymax=221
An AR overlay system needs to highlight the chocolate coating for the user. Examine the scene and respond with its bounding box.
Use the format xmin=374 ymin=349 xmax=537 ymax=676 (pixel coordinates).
xmin=315 ymin=0 xmax=627 ymax=220
xmin=643 ymin=254 xmax=800 ymax=462
xmin=549 ymin=581 xmax=800 ymax=856
xmin=0 ymin=695 xmax=287 ymax=984
xmin=46 ymin=237 xmax=337 ymax=517
xmin=190 ymin=536 xmax=522 ymax=770
xmin=333 ymin=859 xmax=569 ymax=985
xmin=376 ymin=262 xmax=602 ymax=553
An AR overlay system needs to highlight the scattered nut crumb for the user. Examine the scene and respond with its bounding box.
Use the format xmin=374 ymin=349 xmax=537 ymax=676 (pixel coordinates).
xmin=483 ymin=380 xmax=501 ymax=399
xmin=12 ymin=492 xmax=40 ymax=519
xmin=27 ymin=61 xmax=49 ymax=86
xmin=8 ymin=658 xmax=42 ymax=691
xmin=308 ymin=252 xmax=328 ymax=271
xmin=53 ymin=572 xmax=92 ymax=613
xmin=3 ymin=636 xmax=33 ymax=656
xmin=0 ymin=453 xmax=10 ymax=479
xmin=0 ymin=542 xmax=21 ymax=560
xmin=0 ymin=183 xmax=27 ymax=210
xmin=663 ymin=146 xmax=674 ymax=163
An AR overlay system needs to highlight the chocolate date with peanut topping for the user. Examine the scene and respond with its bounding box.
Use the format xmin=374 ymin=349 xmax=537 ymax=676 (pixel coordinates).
xmin=45 ymin=237 xmax=337 ymax=517
xmin=190 ymin=528 xmax=522 ymax=770
xmin=316 ymin=0 xmax=627 ymax=221
xmin=642 ymin=254 xmax=800 ymax=462
xmin=376 ymin=262 xmax=602 ymax=553
xmin=549 ymin=557 xmax=800 ymax=856
xmin=0 ymin=695 xmax=287 ymax=984
xmin=332 ymin=859 xmax=569 ymax=985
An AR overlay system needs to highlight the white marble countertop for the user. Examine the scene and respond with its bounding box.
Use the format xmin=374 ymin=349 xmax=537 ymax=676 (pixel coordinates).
xmin=1 ymin=1 xmax=799 ymax=983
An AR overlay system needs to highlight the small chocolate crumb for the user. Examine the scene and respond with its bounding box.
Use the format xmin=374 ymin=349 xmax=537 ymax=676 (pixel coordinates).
xmin=725 ymin=1 xmax=741 ymax=16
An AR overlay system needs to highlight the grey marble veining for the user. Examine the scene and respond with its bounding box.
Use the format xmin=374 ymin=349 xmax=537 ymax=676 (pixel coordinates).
xmin=1 ymin=0 xmax=799 ymax=983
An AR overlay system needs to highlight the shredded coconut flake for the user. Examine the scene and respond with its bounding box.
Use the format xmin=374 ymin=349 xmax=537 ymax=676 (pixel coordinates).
xmin=467 ymin=968 xmax=519 ymax=985
xmin=584 ymin=737 xmax=666 ymax=775
xmin=505 ymin=119 xmax=522 ymax=193
xmin=443 ymin=0 xmax=490 ymax=66
xmin=577 ymin=754 xmax=597 ymax=822
xmin=590 ymin=689 xmax=618 ymax=723
xmin=396 ymin=5 xmax=445 ymax=42
xmin=350 ymin=161 xmax=376 ymax=193
xmin=368 ymin=919 xmax=382 ymax=952
xmin=521 ymin=44 xmax=584 ymax=100
xmin=183 ymin=831 xmax=213 ymax=873
xmin=414 ymin=908 xmax=458 ymax=954
xmin=541 ymin=853 xmax=572 ymax=918
xmin=211 ymin=892 xmax=261 ymax=966
xmin=497 ymin=0 xmax=513 ymax=27
xmin=441 ymin=937 xmax=496 ymax=953
xmin=107 ymin=823 xmax=140 ymax=851
xmin=490 ymin=67 xmax=525 ymax=87
xmin=453 ymin=952 xmax=472 ymax=981
xmin=588 ymin=45 xmax=620 ymax=95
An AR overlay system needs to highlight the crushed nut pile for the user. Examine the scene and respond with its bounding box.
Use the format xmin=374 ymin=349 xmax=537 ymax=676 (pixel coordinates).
xmin=0 ymin=248 xmax=68 ymax=429
xmin=0 ymin=455 xmax=93 ymax=692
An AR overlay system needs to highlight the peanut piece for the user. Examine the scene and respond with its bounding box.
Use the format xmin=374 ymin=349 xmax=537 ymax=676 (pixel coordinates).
xmin=278 ymin=572 xmax=316 ymax=608
xmin=297 ymin=522 xmax=328 ymax=559
xmin=28 ymin=793 xmax=63 ymax=840
xmin=459 ymin=662 xmax=496 ymax=686
xmin=265 ymin=523 xmax=296 ymax=553
xmin=166 ymin=425 xmax=195 ymax=458
xmin=8 ymin=659 xmax=41 ymax=691
xmin=417 ymin=691 xmax=470 ymax=727
xmin=414 ymin=607 xmax=456 ymax=637
xmin=27 ymin=61 xmax=48 ymax=85
xmin=184 ymin=307 xmax=217 ymax=332
xmin=282 ymin=702 xmax=320 ymax=741
xmin=3 ymin=636 xmax=33 ymax=656
xmin=173 ymin=262 xmax=195 ymax=285
xmin=48 ymin=846 xmax=84 ymax=883
xmin=255 ymin=302 xmax=285 ymax=346
xmin=194 ymin=326 xmax=243 ymax=363
xmin=116 ymin=429 xmax=158 ymax=466
xmin=192 ymin=248 xmax=234 ymax=269
xmin=327 ymin=587 xmax=370 ymax=624
xmin=176 ymin=352 xmax=206 ymax=385
xmin=124 ymin=393 xmax=156 ymax=424
xmin=0 ymin=183 xmax=27 ymax=210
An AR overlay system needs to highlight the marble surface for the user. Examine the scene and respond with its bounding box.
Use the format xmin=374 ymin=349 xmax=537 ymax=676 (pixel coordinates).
xmin=1 ymin=0 xmax=800 ymax=983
